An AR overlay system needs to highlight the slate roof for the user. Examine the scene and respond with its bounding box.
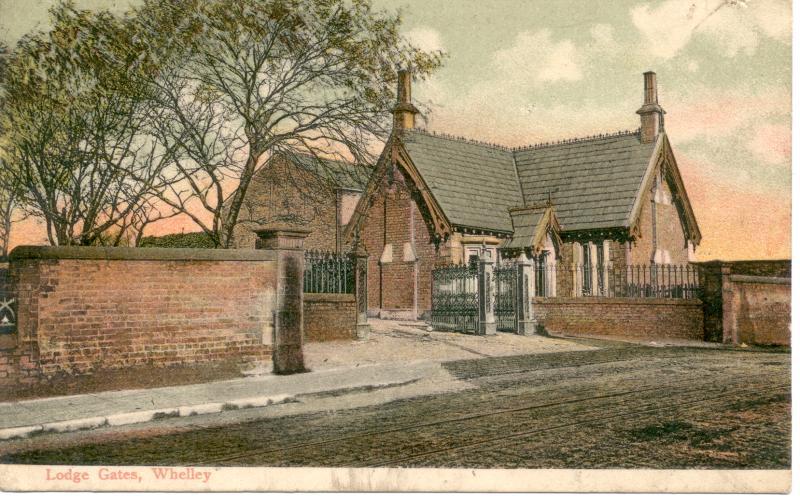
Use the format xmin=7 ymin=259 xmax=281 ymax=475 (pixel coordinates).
xmin=502 ymin=208 xmax=545 ymax=249
xmin=292 ymin=154 xmax=371 ymax=191
xmin=402 ymin=130 xmax=522 ymax=233
xmin=514 ymin=133 xmax=656 ymax=232
xmin=399 ymin=130 xmax=656 ymax=234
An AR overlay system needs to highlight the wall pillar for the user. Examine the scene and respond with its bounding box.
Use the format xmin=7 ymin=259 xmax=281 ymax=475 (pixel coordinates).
xmin=352 ymin=246 xmax=370 ymax=340
xmin=698 ymin=261 xmax=733 ymax=343
xmin=515 ymin=256 xmax=535 ymax=336
xmin=477 ymin=255 xmax=497 ymax=336
xmin=254 ymin=226 xmax=311 ymax=374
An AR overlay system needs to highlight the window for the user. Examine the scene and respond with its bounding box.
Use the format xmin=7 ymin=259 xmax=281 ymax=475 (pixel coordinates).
xmin=597 ymin=244 xmax=605 ymax=294
xmin=581 ymin=242 xmax=592 ymax=296
xmin=465 ymin=247 xmax=480 ymax=268
xmin=535 ymin=252 xmax=548 ymax=297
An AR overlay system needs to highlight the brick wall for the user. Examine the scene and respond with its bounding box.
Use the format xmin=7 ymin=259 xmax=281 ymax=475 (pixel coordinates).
xmin=360 ymin=167 xmax=440 ymax=318
xmin=730 ymin=276 xmax=790 ymax=346
xmin=1 ymin=247 xmax=281 ymax=386
xmin=698 ymin=260 xmax=791 ymax=345
xmin=362 ymin=182 xmax=385 ymax=313
xmin=534 ymin=297 xmax=704 ymax=340
xmin=232 ymin=157 xmax=340 ymax=252
xmin=380 ymin=183 xmax=416 ymax=313
xmin=630 ymin=172 xmax=691 ymax=265
xmin=303 ymin=293 xmax=356 ymax=341
xmin=0 ymin=264 xmax=9 ymax=293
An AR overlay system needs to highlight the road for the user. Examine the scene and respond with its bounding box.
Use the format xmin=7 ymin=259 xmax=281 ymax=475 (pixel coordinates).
xmin=0 ymin=341 xmax=790 ymax=469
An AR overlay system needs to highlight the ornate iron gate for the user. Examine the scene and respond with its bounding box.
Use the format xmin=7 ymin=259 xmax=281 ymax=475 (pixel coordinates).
xmin=430 ymin=264 xmax=479 ymax=333
xmin=493 ymin=263 xmax=517 ymax=332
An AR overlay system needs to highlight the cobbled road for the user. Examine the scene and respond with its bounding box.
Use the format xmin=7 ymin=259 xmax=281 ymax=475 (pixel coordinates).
xmin=1 ymin=341 xmax=790 ymax=468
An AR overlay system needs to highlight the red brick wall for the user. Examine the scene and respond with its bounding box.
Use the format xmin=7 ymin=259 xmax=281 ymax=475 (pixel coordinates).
xmin=232 ymin=158 xmax=340 ymax=252
xmin=360 ymin=167 xmax=439 ymax=318
xmin=380 ymin=183 xmax=416 ymax=312
xmin=362 ymin=184 xmax=386 ymax=313
xmin=730 ymin=277 xmax=790 ymax=346
xmin=630 ymin=171 xmax=691 ymax=265
xmin=2 ymin=252 xmax=279 ymax=385
xmin=698 ymin=260 xmax=792 ymax=345
xmin=303 ymin=293 xmax=356 ymax=342
xmin=534 ymin=297 xmax=704 ymax=340
xmin=413 ymin=200 xmax=437 ymax=315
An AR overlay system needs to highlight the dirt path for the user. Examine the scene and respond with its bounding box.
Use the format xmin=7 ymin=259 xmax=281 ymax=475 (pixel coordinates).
xmin=2 ymin=345 xmax=789 ymax=469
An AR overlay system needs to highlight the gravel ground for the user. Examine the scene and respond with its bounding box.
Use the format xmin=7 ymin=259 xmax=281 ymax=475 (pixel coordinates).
xmin=302 ymin=319 xmax=597 ymax=371
xmin=1 ymin=342 xmax=789 ymax=469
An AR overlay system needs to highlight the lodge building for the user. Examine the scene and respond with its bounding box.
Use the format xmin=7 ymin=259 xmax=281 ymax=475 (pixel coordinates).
xmin=235 ymin=69 xmax=702 ymax=321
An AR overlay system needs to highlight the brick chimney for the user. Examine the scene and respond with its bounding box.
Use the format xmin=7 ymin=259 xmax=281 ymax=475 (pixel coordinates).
xmin=393 ymin=69 xmax=419 ymax=131
xmin=636 ymin=71 xmax=665 ymax=144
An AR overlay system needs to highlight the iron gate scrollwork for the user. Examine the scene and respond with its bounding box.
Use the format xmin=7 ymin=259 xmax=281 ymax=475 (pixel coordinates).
xmin=0 ymin=295 xmax=15 ymax=335
xmin=493 ymin=263 xmax=517 ymax=332
xmin=430 ymin=264 xmax=479 ymax=333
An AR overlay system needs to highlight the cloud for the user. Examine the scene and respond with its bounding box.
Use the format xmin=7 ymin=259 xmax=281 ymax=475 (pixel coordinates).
xmin=589 ymin=24 xmax=620 ymax=51
xmin=493 ymin=29 xmax=582 ymax=84
xmin=630 ymin=0 xmax=787 ymax=60
xmin=751 ymin=0 xmax=792 ymax=39
xmin=404 ymin=26 xmax=445 ymax=53
xmin=666 ymin=84 xmax=789 ymax=144
xmin=747 ymin=123 xmax=791 ymax=165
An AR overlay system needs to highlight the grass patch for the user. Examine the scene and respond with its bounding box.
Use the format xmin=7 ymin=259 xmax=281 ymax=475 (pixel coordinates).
xmin=630 ymin=420 xmax=737 ymax=449
xmin=729 ymin=393 xmax=790 ymax=411
xmin=630 ymin=420 xmax=693 ymax=441
xmin=151 ymin=410 xmax=180 ymax=420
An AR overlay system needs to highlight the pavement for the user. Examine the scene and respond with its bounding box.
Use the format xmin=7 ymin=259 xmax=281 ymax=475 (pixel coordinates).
xmin=0 ymin=319 xmax=594 ymax=442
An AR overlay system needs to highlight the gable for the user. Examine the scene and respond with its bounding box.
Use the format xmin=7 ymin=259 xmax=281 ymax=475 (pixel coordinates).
xmin=501 ymin=205 xmax=562 ymax=253
xmin=628 ymin=134 xmax=702 ymax=245
xmin=343 ymin=134 xmax=453 ymax=246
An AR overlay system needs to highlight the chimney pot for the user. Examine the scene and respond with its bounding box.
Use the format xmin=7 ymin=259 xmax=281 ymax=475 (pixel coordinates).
xmin=393 ymin=68 xmax=419 ymax=131
xmin=636 ymin=71 xmax=665 ymax=144
xmin=643 ymin=71 xmax=657 ymax=104
xmin=397 ymin=69 xmax=412 ymax=104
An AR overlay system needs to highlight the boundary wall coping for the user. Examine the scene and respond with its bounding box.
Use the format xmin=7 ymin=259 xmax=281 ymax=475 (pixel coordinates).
xmin=304 ymin=293 xmax=356 ymax=302
xmin=533 ymin=297 xmax=703 ymax=306
xmin=728 ymin=275 xmax=791 ymax=285
xmin=8 ymin=246 xmax=277 ymax=262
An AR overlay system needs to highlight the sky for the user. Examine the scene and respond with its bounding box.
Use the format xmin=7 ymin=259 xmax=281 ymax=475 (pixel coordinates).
xmin=0 ymin=0 xmax=792 ymax=260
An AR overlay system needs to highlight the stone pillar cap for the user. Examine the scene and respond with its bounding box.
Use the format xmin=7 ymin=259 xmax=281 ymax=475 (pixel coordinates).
xmin=252 ymin=225 xmax=313 ymax=238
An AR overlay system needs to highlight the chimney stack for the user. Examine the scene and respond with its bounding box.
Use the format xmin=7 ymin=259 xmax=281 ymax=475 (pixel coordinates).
xmin=393 ymin=69 xmax=419 ymax=131
xmin=636 ymin=71 xmax=665 ymax=143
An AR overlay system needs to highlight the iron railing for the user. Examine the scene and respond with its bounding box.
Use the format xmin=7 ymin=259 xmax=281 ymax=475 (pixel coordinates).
xmin=534 ymin=263 xmax=700 ymax=299
xmin=303 ymin=250 xmax=354 ymax=294
xmin=430 ymin=264 xmax=480 ymax=333
xmin=0 ymin=267 xmax=13 ymax=335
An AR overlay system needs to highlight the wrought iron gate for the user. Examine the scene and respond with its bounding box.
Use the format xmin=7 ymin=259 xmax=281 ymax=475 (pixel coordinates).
xmin=430 ymin=264 xmax=479 ymax=333
xmin=493 ymin=263 xmax=517 ymax=332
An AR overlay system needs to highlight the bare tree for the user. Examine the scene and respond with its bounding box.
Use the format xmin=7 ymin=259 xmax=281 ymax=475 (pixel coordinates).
xmin=0 ymin=42 xmax=27 ymax=256
xmin=0 ymin=3 xmax=178 ymax=246
xmin=134 ymin=0 xmax=443 ymax=247
xmin=0 ymin=169 xmax=25 ymax=257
